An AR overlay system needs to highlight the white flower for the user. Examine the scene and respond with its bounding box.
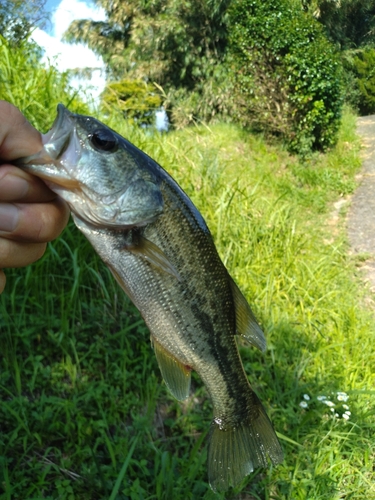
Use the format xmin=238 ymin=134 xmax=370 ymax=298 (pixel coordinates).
xmin=343 ymin=404 xmax=349 ymax=410
xmin=342 ymin=412 xmax=350 ymax=420
xmin=323 ymin=400 xmax=335 ymax=407
xmin=317 ymin=395 xmax=327 ymax=401
xmin=337 ymin=392 xmax=349 ymax=402
xmin=303 ymin=394 xmax=310 ymax=401
xmin=299 ymin=401 xmax=308 ymax=409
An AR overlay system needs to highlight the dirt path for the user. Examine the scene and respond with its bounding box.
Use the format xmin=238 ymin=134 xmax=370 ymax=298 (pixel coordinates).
xmin=347 ymin=115 xmax=375 ymax=290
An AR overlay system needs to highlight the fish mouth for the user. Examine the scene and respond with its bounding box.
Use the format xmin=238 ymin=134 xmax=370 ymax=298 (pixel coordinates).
xmin=42 ymin=104 xmax=74 ymax=161
xmin=16 ymin=104 xmax=81 ymax=189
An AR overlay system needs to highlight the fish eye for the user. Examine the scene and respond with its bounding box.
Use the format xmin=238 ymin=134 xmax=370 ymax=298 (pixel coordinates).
xmin=89 ymin=129 xmax=118 ymax=152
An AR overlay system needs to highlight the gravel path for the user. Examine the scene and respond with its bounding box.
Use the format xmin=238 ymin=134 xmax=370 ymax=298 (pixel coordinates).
xmin=347 ymin=115 xmax=375 ymax=290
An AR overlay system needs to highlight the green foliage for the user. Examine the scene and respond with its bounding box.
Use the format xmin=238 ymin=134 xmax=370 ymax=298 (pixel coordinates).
xmin=302 ymin=1 xmax=375 ymax=117
xmin=101 ymin=80 xmax=162 ymax=126
xmin=64 ymin=0 xmax=231 ymax=127
xmin=227 ymin=0 xmax=344 ymax=155
xmin=342 ymin=47 xmax=375 ymax=115
xmin=2 ymin=102 xmax=375 ymax=498
xmin=0 ymin=0 xmax=47 ymax=45
xmin=0 ymin=35 xmax=90 ymax=130
xmin=1 ymin=29 xmax=374 ymax=497
xmin=305 ymin=0 xmax=375 ymax=50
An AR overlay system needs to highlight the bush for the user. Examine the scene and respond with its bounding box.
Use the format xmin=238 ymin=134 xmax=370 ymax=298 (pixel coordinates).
xmin=342 ymin=47 xmax=375 ymax=115
xmin=227 ymin=0 xmax=344 ymax=155
xmin=101 ymin=80 xmax=162 ymax=127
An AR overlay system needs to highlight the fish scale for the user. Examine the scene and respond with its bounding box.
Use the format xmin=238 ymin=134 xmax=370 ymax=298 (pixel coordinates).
xmin=17 ymin=104 xmax=283 ymax=491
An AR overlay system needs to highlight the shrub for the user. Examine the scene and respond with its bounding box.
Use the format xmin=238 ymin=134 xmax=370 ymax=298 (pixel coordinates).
xmin=342 ymin=47 xmax=375 ymax=115
xmin=227 ymin=0 xmax=344 ymax=155
xmin=101 ymin=80 xmax=162 ymax=127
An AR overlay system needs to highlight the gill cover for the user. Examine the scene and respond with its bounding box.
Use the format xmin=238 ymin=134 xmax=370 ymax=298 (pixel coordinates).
xmin=17 ymin=104 xmax=164 ymax=229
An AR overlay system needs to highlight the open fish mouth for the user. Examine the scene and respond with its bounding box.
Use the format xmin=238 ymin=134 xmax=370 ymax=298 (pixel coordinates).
xmin=42 ymin=104 xmax=74 ymax=161
xmin=16 ymin=104 xmax=82 ymax=189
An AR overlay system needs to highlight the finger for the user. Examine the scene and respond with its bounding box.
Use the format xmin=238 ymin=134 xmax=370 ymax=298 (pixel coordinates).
xmin=0 ymin=165 xmax=57 ymax=203
xmin=0 ymin=269 xmax=5 ymax=293
xmin=0 ymin=198 xmax=70 ymax=243
xmin=0 ymin=239 xmax=47 ymax=268
xmin=0 ymin=101 xmax=42 ymax=160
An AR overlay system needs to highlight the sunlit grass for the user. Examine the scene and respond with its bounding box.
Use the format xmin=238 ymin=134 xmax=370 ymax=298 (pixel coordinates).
xmin=1 ymin=35 xmax=374 ymax=499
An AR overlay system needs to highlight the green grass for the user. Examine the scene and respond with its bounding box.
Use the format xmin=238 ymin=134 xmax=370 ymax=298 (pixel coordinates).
xmin=1 ymin=36 xmax=375 ymax=499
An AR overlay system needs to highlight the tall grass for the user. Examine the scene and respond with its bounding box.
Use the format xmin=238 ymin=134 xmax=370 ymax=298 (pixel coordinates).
xmin=0 ymin=35 xmax=90 ymax=130
xmin=1 ymin=36 xmax=374 ymax=499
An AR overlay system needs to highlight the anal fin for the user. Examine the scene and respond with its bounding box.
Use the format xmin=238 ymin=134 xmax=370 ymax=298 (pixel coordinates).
xmin=229 ymin=277 xmax=266 ymax=352
xmin=152 ymin=338 xmax=191 ymax=401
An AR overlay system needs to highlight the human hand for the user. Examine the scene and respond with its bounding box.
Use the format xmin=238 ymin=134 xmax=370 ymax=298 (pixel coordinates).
xmin=0 ymin=101 xmax=70 ymax=293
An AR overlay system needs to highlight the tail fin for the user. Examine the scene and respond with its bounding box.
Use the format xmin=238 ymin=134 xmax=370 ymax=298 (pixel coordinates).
xmin=208 ymin=402 xmax=283 ymax=492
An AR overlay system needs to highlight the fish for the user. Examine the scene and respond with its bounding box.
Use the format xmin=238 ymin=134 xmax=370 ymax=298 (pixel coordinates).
xmin=17 ymin=104 xmax=283 ymax=491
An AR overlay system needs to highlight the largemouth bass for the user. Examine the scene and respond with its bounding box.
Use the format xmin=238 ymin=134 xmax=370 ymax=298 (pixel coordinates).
xmin=18 ymin=105 xmax=283 ymax=491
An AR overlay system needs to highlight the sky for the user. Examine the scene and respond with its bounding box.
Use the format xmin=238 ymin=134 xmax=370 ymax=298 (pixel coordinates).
xmin=32 ymin=0 xmax=107 ymax=103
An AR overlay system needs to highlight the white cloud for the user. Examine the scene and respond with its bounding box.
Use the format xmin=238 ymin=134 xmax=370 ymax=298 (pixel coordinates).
xmin=51 ymin=0 xmax=105 ymax=39
xmin=31 ymin=0 xmax=106 ymax=103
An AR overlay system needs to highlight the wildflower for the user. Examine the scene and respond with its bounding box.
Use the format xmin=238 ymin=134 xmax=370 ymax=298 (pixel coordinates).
xmin=303 ymin=394 xmax=310 ymax=401
xmin=317 ymin=395 xmax=327 ymax=401
xmin=342 ymin=412 xmax=350 ymax=420
xmin=337 ymin=392 xmax=349 ymax=402
xmin=299 ymin=401 xmax=308 ymax=409
xmin=323 ymin=400 xmax=335 ymax=407
xmin=343 ymin=404 xmax=349 ymax=410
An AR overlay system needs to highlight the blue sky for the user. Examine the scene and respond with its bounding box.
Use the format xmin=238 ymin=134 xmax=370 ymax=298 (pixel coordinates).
xmin=44 ymin=0 xmax=72 ymax=34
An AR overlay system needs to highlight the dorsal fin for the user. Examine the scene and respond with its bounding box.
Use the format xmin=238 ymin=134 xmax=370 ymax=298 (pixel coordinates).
xmin=229 ymin=277 xmax=266 ymax=352
xmin=151 ymin=337 xmax=191 ymax=401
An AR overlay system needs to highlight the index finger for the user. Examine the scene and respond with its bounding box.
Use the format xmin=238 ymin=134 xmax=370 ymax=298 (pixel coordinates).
xmin=0 ymin=165 xmax=57 ymax=203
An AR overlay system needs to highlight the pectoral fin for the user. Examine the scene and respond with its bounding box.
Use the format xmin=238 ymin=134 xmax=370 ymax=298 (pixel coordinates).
xmin=128 ymin=236 xmax=181 ymax=281
xmin=229 ymin=277 xmax=266 ymax=352
xmin=151 ymin=337 xmax=191 ymax=401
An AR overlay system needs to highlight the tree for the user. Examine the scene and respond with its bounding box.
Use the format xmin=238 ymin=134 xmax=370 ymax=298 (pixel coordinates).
xmin=0 ymin=0 xmax=48 ymax=45
xmin=303 ymin=0 xmax=375 ymax=49
xmin=64 ymin=0 xmax=231 ymax=126
xmin=302 ymin=0 xmax=375 ymax=115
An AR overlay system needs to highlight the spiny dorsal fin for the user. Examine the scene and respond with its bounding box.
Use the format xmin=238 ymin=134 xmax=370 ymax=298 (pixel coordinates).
xmin=229 ymin=277 xmax=266 ymax=352
xmin=151 ymin=337 xmax=191 ymax=401
xmin=127 ymin=236 xmax=181 ymax=281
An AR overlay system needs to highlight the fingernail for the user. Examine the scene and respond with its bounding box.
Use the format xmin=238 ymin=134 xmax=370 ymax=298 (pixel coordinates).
xmin=0 ymin=203 xmax=19 ymax=232
xmin=0 ymin=173 xmax=29 ymax=200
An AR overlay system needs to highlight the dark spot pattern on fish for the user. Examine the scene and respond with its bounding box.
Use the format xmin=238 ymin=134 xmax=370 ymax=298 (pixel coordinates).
xmin=17 ymin=104 xmax=283 ymax=492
